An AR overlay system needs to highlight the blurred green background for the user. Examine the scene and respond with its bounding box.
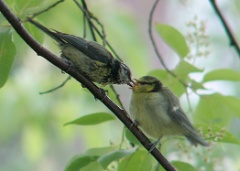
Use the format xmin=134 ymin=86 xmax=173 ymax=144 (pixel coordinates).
xmin=1 ymin=0 xmax=240 ymax=170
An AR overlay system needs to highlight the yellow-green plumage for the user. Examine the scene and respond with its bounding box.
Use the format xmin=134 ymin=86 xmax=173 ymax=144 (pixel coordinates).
xmin=61 ymin=44 xmax=111 ymax=84
xmin=130 ymin=76 xmax=209 ymax=146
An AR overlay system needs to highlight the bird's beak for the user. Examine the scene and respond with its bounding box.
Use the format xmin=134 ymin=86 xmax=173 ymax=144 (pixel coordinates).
xmin=129 ymin=79 xmax=139 ymax=91
xmin=128 ymin=79 xmax=135 ymax=87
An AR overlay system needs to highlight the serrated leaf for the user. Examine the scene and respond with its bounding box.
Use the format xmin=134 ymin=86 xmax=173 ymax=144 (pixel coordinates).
xmin=172 ymin=161 xmax=197 ymax=171
xmin=64 ymin=112 xmax=115 ymax=126
xmin=98 ymin=147 xmax=137 ymax=169
xmin=194 ymin=93 xmax=240 ymax=126
xmin=202 ymin=69 xmax=240 ymax=83
xmin=118 ymin=149 xmax=153 ymax=171
xmin=0 ymin=31 xmax=16 ymax=88
xmin=155 ymin=23 xmax=189 ymax=58
xmin=148 ymin=69 xmax=185 ymax=97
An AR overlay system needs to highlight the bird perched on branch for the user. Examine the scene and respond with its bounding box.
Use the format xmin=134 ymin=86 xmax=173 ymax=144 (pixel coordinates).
xmin=28 ymin=18 xmax=133 ymax=86
xmin=130 ymin=76 xmax=209 ymax=149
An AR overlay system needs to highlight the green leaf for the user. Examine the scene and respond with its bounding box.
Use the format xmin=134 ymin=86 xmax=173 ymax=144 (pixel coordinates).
xmin=25 ymin=22 xmax=45 ymax=44
xmin=118 ymin=149 xmax=153 ymax=171
xmin=125 ymin=128 xmax=141 ymax=145
xmin=80 ymin=161 xmax=103 ymax=171
xmin=190 ymin=80 xmax=206 ymax=91
xmin=64 ymin=146 xmax=116 ymax=171
xmin=155 ymin=23 xmax=189 ymax=58
xmin=64 ymin=112 xmax=115 ymax=126
xmin=0 ymin=31 xmax=16 ymax=88
xmin=5 ymin=0 xmax=43 ymax=14
xmin=148 ymin=69 xmax=185 ymax=97
xmin=85 ymin=146 xmax=117 ymax=156
xmin=194 ymin=93 xmax=240 ymax=126
xmin=106 ymin=86 xmax=122 ymax=107
xmin=197 ymin=124 xmax=240 ymax=145
xmin=98 ymin=147 xmax=137 ymax=169
xmin=172 ymin=161 xmax=197 ymax=171
xmin=173 ymin=60 xmax=203 ymax=78
xmin=202 ymin=69 xmax=240 ymax=83
xmin=65 ymin=155 xmax=99 ymax=171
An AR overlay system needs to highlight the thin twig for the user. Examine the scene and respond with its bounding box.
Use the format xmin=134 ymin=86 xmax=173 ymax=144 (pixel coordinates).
xmin=148 ymin=0 xmax=189 ymax=87
xmin=79 ymin=0 xmax=96 ymax=41
xmin=82 ymin=12 xmax=87 ymax=38
xmin=0 ymin=1 xmax=176 ymax=170
xmin=80 ymin=0 xmax=107 ymax=45
xmin=31 ymin=0 xmax=64 ymax=18
xmin=149 ymin=0 xmax=170 ymax=72
xmin=73 ymin=0 xmax=122 ymax=61
xmin=185 ymin=87 xmax=194 ymax=118
xmin=109 ymin=85 xmax=125 ymax=109
xmin=209 ymin=0 xmax=240 ymax=58
xmin=39 ymin=76 xmax=71 ymax=94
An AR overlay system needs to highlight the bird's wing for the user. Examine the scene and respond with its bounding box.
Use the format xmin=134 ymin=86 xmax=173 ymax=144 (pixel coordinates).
xmin=28 ymin=18 xmax=111 ymax=64
xmin=28 ymin=18 xmax=65 ymax=45
xmin=161 ymin=87 xmax=196 ymax=132
xmin=169 ymin=107 xmax=196 ymax=133
xmin=54 ymin=33 xmax=112 ymax=64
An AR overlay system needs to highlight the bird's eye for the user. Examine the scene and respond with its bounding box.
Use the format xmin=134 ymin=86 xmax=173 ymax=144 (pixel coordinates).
xmin=138 ymin=81 xmax=149 ymax=85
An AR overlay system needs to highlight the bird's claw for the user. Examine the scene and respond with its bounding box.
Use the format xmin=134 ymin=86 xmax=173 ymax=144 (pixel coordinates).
xmin=94 ymin=88 xmax=107 ymax=101
xmin=149 ymin=139 xmax=161 ymax=152
xmin=130 ymin=120 xmax=139 ymax=130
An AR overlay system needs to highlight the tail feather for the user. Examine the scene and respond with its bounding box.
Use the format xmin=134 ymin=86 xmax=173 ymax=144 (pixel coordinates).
xmin=185 ymin=133 xmax=209 ymax=146
xmin=27 ymin=18 xmax=64 ymax=45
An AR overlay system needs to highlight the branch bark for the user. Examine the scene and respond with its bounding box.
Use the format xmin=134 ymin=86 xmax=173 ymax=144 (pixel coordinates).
xmin=209 ymin=0 xmax=240 ymax=58
xmin=0 ymin=1 xmax=176 ymax=170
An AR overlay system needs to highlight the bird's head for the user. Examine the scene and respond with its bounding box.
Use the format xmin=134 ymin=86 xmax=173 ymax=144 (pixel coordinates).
xmin=118 ymin=63 xmax=134 ymax=87
xmin=131 ymin=76 xmax=162 ymax=93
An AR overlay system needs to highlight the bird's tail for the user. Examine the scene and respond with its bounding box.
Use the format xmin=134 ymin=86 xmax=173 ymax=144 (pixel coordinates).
xmin=27 ymin=18 xmax=64 ymax=45
xmin=185 ymin=131 xmax=209 ymax=146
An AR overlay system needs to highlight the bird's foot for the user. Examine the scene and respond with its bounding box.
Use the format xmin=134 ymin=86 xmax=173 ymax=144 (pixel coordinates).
xmin=61 ymin=58 xmax=75 ymax=74
xmin=94 ymin=88 xmax=108 ymax=101
xmin=149 ymin=139 xmax=161 ymax=152
xmin=130 ymin=120 xmax=139 ymax=130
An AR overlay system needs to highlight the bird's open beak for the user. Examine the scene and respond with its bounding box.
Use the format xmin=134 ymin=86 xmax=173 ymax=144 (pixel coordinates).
xmin=128 ymin=79 xmax=135 ymax=87
xmin=129 ymin=79 xmax=139 ymax=90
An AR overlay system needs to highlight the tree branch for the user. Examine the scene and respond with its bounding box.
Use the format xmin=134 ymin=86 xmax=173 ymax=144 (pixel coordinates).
xmin=209 ymin=0 xmax=240 ymax=58
xmin=0 ymin=1 xmax=176 ymax=170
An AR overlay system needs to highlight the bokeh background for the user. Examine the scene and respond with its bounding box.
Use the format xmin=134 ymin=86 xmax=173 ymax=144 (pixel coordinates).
xmin=1 ymin=0 xmax=240 ymax=170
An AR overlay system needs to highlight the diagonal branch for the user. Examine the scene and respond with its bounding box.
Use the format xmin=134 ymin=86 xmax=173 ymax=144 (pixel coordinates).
xmin=0 ymin=1 xmax=176 ymax=170
xmin=209 ymin=0 xmax=240 ymax=58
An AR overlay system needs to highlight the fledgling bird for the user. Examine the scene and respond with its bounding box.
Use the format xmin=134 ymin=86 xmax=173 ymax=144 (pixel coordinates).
xmin=27 ymin=18 xmax=133 ymax=86
xmin=130 ymin=76 xmax=209 ymax=148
